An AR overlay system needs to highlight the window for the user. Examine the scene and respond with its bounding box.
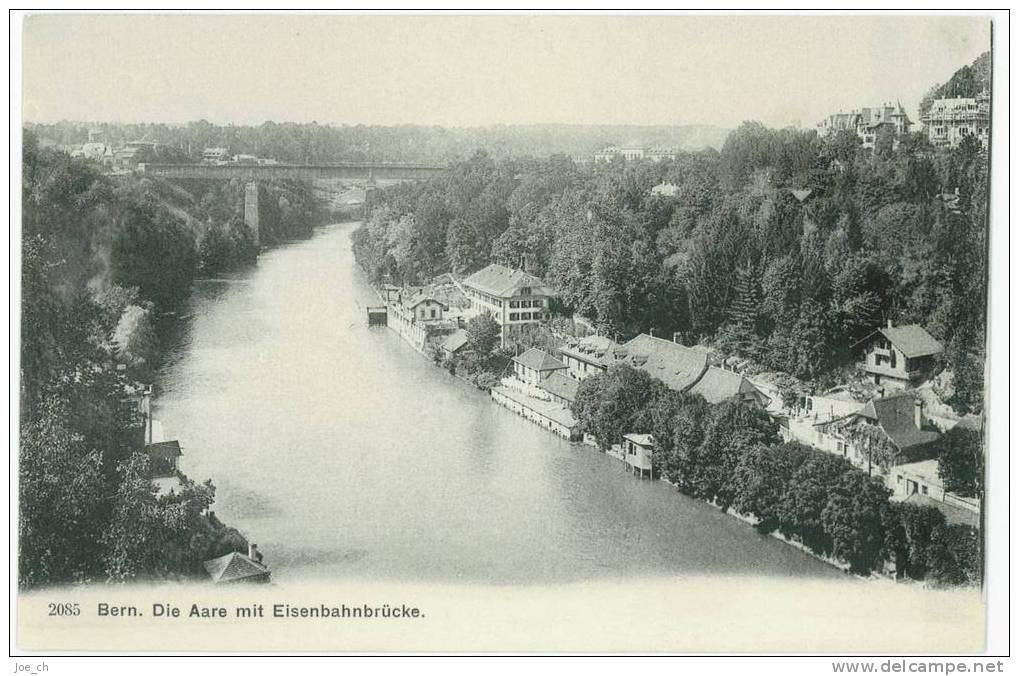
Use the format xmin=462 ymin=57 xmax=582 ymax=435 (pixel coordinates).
xmin=430 ymin=309 xmax=436 ymax=319
xmin=510 ymin=301 xmax=519 ymax=308
xmin=520 ymin=312 xmax=531 ymax=321
xmin=519 ymin=300 xmax=530 ymax=308
xmin=890 ymin=350 xmax=897 ymax=369
xmin=509 ymin=313 xmax=519 ymax=321
xmin=921 ymin=485 xmax=929 ymax=496
xmin=520 ymin=287 xmax=531 ymax=295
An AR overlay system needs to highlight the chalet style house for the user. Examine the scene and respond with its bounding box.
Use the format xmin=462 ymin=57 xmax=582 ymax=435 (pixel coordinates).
xmin=855 ymin=321 xmax=943 ymax=390
xmin=815 ymin=392 xmax=940 ymax=475
xmin=462 ymin=264 xmax=554 ymax=346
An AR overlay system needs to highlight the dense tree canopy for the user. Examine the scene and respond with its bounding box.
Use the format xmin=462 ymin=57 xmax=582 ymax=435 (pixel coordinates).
xmin=354 ymin=119 xmax=989 ymax=411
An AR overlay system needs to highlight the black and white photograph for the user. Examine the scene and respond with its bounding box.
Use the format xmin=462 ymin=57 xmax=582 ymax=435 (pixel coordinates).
xmin=9 ymin=10 xmax=1009 ymax=661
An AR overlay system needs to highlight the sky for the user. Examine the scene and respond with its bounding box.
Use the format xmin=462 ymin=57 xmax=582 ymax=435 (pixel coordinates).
xmin=20 ymin=13 xmax=992 ymax=129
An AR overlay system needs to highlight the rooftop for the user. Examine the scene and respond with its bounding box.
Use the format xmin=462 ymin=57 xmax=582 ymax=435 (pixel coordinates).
xmin=858 ymin=394 xmax=940 ymax=450
xmin=441 ymin=328 xmax=469 ymax=354
xmin=618 ymin=334 xmax=708 ymax=393
xmin=559 ymin=335 xmax=620 ymax=365
xmin=203 ymin=551 xmax=271 ymax=584
xmin=878 ymin=325 xmax=943 ymax=359
xmin=514 ymin=347 xmax=567 ymax=373
xmin=687 ymin=367 xmax=765 ymax=405
xmin=493 ymin=386 xmax=577 ymax=429
xmin=539 ymin=371 xmax=580 ymax=403
xmin=404 ymin=292 xmax=448 ymax=311
xmin=145 ymin=440 xmax=182 ymax=461
xmin=463 ymin=264 xmax=554 ymax=299
xmin=623 ymin=433 xmax=655 ymax=446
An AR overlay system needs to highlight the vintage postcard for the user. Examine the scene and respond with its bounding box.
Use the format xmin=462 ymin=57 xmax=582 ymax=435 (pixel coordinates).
xmin=11 ymin=12 xmax=1004 ymax=657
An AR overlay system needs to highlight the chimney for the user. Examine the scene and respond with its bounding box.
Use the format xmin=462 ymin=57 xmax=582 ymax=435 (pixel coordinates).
xmin=649 ymin=328 xmax=655 ymax=338
xmin=672 ymin=332 xmax=682 ymax=344
xmin=249 ymin=543 xmax=263 ymax=563
xmin=887 ymin=319 xmax=894 ymax=329
xmin=914 ymin=399 xmax=923 ymax=429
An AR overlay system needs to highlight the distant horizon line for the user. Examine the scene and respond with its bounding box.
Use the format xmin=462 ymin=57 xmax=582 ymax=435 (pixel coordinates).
xmin=24 ymin=119 xmax=738 ymax=130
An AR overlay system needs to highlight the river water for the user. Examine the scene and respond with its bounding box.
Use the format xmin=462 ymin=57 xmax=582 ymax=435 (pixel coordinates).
xmin=155 ymin=222 xmax=842 ymax=585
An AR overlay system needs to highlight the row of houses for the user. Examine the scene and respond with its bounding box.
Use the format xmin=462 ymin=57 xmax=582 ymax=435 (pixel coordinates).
xmin=396 ymin=262 xmax=977 ymax=528
xmin=489 ymin=312 xmax=976 ymax=526
xmin=817 ymin=91 xmax=990 ymax=150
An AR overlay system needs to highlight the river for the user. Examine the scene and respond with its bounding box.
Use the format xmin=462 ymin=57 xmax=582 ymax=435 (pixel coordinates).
xmin=155 ymin=222 xmax=843 ymax=585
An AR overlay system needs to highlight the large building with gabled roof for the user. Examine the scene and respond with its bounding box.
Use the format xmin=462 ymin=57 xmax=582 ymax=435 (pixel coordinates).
xmin=462 ymin=263 xmax=555 ymax=345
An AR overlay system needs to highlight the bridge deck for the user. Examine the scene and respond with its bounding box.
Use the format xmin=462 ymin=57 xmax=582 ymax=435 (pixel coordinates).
xmin=140 ymin=162 xmax=446 ymax=181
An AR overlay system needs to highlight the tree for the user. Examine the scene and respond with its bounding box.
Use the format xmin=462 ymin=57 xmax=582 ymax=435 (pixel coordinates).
xmin=465 ymin=313 xmax=501 ymax=357
xmin=684 ymin=402 xmax=778 ymax=507
xmin=938 ymin=425 xmax=984 ymax=498
xmin=730 ymin=442 xmax=813 ymax=532
xmin=718 ymin=264 xmax=764 ymax=358
xmin=570 ymin=364 xmax=659 ymax=450
xmin=821 ymin=470 xmax=891 ymax=574
xmin=777 ymin=453 xmax=852 ymax=555
xmin=664 ymin=395 xmax=712 ymax=489
xmin=884 ymin=502 xmax=945 ymax=580
xmin=926 ymin=523 xmax=981 ymax=586
xmin=19 ymin=418 xmax=107 ymax=587
xmin=113 ymin=304 xmax=158 ymax=372
xmin=103 ymin=453 xmax=218 ymax=581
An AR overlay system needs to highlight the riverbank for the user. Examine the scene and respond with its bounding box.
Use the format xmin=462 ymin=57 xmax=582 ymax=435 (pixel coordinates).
xmin=356 ymin=267 xmax=978 ymax=589
xmin=354 ymin=273 xmax=863 ymax=580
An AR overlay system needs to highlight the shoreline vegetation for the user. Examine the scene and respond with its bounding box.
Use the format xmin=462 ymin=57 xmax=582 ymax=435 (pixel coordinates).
xmin=19 ymin=131 xmax=328 ymax=588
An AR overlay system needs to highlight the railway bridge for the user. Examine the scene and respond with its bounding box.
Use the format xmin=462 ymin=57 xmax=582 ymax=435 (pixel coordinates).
xmin=139 ymin=162 xmax=446 ymax=245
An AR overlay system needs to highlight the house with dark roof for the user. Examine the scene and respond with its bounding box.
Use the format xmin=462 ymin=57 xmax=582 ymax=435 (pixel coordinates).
xmin=686 ymin=367 xmax=770 ymax=407
xmin=462 ymin=264 xmax=554 ymax=346
xmin=818 ymin=392 xmax=940 ymax=474
xmin=144 ymin=440 xmax=182 ymax=478
xmin=440 ymin=328 xmax=470 ymax=358
xmin=513 ymin=348 xmax=568 ymax=386
xmin=614 ymin=334 xmax=708 ymax=393
xmin=855 ymin=321 xmax=943 ymax=390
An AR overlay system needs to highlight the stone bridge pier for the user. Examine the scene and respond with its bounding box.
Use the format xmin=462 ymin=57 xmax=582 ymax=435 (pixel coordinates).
xmin=244 ymin=182 xmax=261 ymax=247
